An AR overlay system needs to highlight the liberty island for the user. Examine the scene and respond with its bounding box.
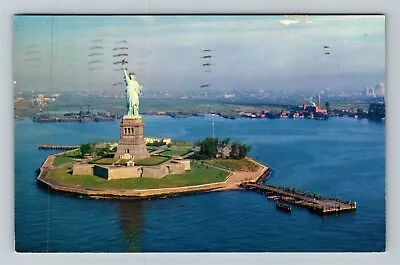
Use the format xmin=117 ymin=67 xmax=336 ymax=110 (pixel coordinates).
xmin=35 ymin=61 xmax=271 ymax=198
xmin=34 ymin=62 xmax=357 ymax=216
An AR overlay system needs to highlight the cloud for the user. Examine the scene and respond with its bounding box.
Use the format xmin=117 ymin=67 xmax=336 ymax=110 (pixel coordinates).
xmin=279 ymin=15 xmax=312 ymax=26
xmin=13 ymin=15 xmax=385 ymax=92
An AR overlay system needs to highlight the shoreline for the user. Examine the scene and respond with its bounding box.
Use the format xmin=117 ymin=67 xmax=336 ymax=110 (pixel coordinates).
xmin=37 ymin=153 xmax=270 ymax=200
xmin=16 ymin=113 xmax=379 ymax=121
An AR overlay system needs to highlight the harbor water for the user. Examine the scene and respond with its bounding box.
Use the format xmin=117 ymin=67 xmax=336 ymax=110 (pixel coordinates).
xmin=14 ymin=115 xmax=385 ymax=252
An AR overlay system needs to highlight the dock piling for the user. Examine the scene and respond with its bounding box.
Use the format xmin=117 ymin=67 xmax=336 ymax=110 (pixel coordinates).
xmin=240 ymin=182 xmax=356 ymax=215
xmin=38 ymin=145 xmax=80 ymax=150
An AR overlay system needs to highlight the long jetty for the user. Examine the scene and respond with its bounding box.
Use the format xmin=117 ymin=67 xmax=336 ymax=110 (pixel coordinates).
xmin=240 ymin=182 xmax=356 ymax=215
xmin=38 ymin=144 xmax=80 ymax=150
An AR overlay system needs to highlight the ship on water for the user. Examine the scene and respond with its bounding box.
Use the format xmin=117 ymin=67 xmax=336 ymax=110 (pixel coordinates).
xmin=275 ymin=200 xmax=292 ymax=212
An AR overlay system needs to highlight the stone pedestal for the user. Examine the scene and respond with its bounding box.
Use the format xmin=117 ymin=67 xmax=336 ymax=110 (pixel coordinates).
xmin=114 ymin=118 xmax=150 ymax=160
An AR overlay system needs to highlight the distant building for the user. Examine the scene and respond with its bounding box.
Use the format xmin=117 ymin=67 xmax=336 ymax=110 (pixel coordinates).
xmin=280 ymin=111 xmax=288 ymax=118
xmin=374 ymin=83 xmax=385 ymax=97
xmin=14 ymin=97 xmax=34 ymax=109
xmin=224 ymin=93 xmax=236 ymax=98
xmin=303 ymin=95 xmax=327 ymax=114
xmin=303 ymin=105 xmax=327 ymax=114
xmin=217 ymin=145 xmax=231 ymax=158
xmin=144 ymin=137 xmax=172 ymax=145
xmin=364 ymin=84 xmax=385 ymax=98
xmin=36 ymin=94 xmax=45 ymax=106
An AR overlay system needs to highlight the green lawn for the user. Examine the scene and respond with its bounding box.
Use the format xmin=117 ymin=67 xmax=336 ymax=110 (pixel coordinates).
xmin=172 ymin=140 xmax=195 ymax=148
xmin=147 ymin=146 xmax=158 ymax=152
xmin=53 ymin=150 xmax=82 ymax=166
xmin=134 ymin=156 xmax=169 ymax=166
xmin=206 ymin=158 xmax=260 ymax=172
xmin=160 ymin=148 xmax=191 ymax=157
xmin=53 ymin=156 xmax=75 ymax=166
xmin=47 ymin=162 xmax=230 ymax=189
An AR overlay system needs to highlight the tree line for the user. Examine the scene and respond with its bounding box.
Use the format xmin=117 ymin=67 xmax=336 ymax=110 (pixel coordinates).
xmin=195 ymin=137 xmax=251 ymax=160
xmin=80 ymin=143 xmax=115 ymax=158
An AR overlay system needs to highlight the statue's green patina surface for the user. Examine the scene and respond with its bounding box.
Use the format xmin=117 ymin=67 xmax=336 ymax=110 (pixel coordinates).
xmin=122 ymin=60 xmax=143 ymax=119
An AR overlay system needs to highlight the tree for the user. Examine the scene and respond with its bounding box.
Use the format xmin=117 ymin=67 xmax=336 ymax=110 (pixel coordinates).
xmin=230 ymin=142 xmax=251 ymax=159
xmin=221 ymin=137 xmax=230 ymax=145
xmin=239 ymin=144 xmax=251 ymax=159
xmin=194 ymin=140 xmax=202 ymax=147
xmin=97 ymin=150 xmax=106 ymax=157
xmin=230 ymin=142 xmax=241 ymax=159
xmin=198 ymin=137 xmax=218 ymax=159
xmin=146 ymin=140 xmax=166 ymax=147
xmin=80 ymin=143 xmax=92 ymax=155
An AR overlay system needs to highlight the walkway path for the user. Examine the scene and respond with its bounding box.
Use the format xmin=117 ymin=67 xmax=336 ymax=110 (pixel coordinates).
xmin=214 ymin=158 xmax=269 ymax=191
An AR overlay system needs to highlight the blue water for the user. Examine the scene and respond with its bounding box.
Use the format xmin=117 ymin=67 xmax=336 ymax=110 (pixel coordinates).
xmin=14 ymin=116 xmax=385 ymax=252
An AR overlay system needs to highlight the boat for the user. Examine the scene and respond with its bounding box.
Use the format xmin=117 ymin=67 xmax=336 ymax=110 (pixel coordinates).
xmin=94 ymin=117 xmax=115 ymax=122
xmin=32 ymin=116 xmax=59 ymax=122
xmin=221 ymin=114 xmax=237 ymax=120
xmin=276 ymin=201 xmax=292 ymax=212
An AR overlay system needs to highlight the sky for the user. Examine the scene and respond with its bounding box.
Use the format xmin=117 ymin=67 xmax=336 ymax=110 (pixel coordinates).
xmin=13 ymin=15 xmax=385 ymax=94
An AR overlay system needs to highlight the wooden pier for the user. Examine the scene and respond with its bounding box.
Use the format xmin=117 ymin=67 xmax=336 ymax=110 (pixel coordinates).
xmin=240 ymin=182 xmax=356 ymax=215
xmin=38 ymin=145 xmax=80 ymax=150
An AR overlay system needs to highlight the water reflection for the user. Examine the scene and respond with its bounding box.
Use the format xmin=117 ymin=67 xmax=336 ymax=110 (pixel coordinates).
xmin=118 ymin=201 xmax=145 ymax=252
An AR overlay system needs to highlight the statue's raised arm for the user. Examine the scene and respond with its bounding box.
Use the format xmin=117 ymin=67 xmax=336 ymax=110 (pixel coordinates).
xmin=121 ymin=60 xmax=129 ymax=80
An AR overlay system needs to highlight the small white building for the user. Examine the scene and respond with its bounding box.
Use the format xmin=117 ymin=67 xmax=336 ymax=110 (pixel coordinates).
xmin=119 ymin=153 xmax=133 ymax=160
xmin=217 ymin=146 xmax=231 ymax=159
xmin=145 ymin=137 xmax=172 ymax=145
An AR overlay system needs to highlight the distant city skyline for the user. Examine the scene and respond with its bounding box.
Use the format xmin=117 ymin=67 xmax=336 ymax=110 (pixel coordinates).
xmin=14 ymin=15 xmax=385 ymax=93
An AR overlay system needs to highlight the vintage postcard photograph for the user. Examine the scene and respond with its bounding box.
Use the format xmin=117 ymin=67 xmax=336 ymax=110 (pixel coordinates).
xmin=14 ymin=15 xmax=385 ymax=252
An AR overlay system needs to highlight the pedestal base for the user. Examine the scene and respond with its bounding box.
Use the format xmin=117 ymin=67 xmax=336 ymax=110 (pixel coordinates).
xmin=114 ymin=118 xmax=150 ymax=161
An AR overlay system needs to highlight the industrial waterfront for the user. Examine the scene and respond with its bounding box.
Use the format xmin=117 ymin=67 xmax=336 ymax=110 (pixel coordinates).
xmin=14 ymin=115 xmax=385 ymax=252
xmin=27 ymin=100 xmax=385 ymax=122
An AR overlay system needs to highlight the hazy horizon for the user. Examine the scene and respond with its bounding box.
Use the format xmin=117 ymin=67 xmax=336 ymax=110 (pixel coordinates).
xmin=13 ymin=15 xmax=385 ymax=93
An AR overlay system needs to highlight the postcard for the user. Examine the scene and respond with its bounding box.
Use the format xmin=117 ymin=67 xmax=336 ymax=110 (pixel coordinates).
xmin=14 ymin=15 xmax=385 ymax=252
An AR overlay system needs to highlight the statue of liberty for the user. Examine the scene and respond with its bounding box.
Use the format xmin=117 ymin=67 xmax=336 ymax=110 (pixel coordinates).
xmin=121 ymin=60 xmax=143 ymax=119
